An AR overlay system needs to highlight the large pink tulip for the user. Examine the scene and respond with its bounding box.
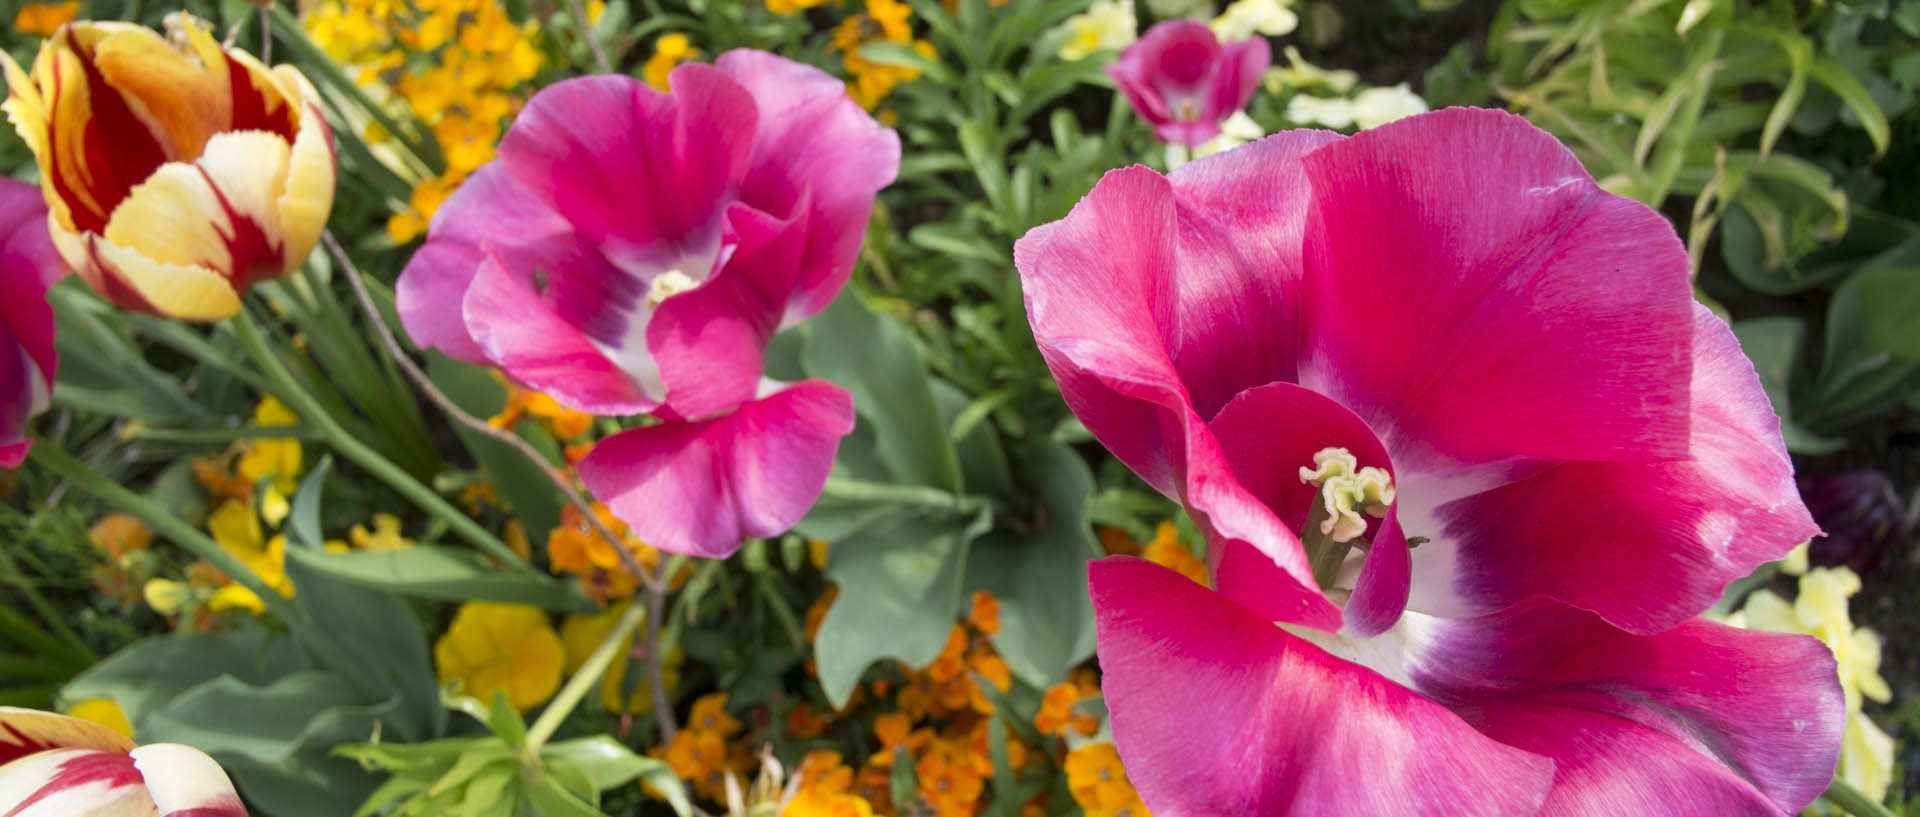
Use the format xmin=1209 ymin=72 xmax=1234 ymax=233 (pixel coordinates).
xmin=397 ymin=50 xmax=897 ymax=558
xmin=1107 ymin=19 xmax=1268 ymax=147
xmin=1014 ymin=108 xmax=1840 ymax=816
xmin=0 ymin=707 xmax=247 ymax=816
xmin=1 ymin=177 xmax=63 ymax=468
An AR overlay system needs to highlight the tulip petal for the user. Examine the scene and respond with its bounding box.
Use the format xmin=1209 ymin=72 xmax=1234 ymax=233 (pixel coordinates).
xmin=0 ymin=707 xmax=138 ymax=762
xmin=73 ymin=233 xmax=241 ymax=321
xmin=0 ymin=748 xmax=152 ymax=817
xmin=396 ymin=163 xmax=572 ymax=365
xmin=461 ymin=249 xmax=658 ymax=416
xmin=715 ymin=48 xmax=900 ymax=327
xmin=40 ymin=31 xmax=171 ymax=234
xmin=578 ymin=380 xmax=855 ymax=558
xmin=0 ymin=178 xmax=59 ymax=467
xmin=275 ymin=101 xmax=335 ymax=272
xmin=648 ymin=202 xmax=794 ymax=420
xmin=1296 ymin=107 xmax=1693 ymax=468
xmin=128 ymin=744 xmax=246 ymax=817
xmin=1419 ymin=305 xmax=1818 ymax=632
xmin=103 ymin=130 xmax=291 ymax=295
xmin=1090 ymin=557 xmax=1552 ymax=817
xmin=1411 ymin=604 xmax=1843 ymax=816
xmin=88 ymin=22 xmax=229 ymax=160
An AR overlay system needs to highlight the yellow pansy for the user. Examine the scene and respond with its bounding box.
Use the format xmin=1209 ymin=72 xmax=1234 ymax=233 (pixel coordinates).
xmin=205 ymin=501 xmax=295 ymax=614
xmin=434 ymin=602 xmax=564 ymax=711
xmin=63 ymin=698 xmax=134 ymax=739
xmin=766 ymin=0 xmax=829 ymax=13
xmin=349 ymin=513 xmax=415 ymax=550
xmin=644 ymin=34 xmax=702 ymax=92
xmin=236 ymin=397 xmax=302 ymax=527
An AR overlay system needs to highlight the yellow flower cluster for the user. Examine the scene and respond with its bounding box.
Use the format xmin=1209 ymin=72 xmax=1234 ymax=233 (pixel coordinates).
xmin=1729 ymin=548 xmax=1895 ymax=805
xmin=643 ymin=33 xmax=702 ymax=92
xmin=767 ymin=0 xmax=831 ymax=14
xmin=547 ymin=501 xmax=666 ymax=602
xmin=1065 ymin=743 xmax=1151 ymax=817
xmin=302 ymin=0 xmax=549 ymax=243
xmin=828 ymin=0 xmax=936 ymax=112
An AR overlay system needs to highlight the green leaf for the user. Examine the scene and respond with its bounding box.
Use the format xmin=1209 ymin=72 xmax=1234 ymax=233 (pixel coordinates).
xmin=814 ymin=507 xmax=993 ymax=706
xmin=541 ymin=736 xmax=669 ymax=791
xmin=802 ymin=292 xmax=964 ymax=491
xmin=524 ymin=775 xmax=608 ymax=817
xmin=1808 ymin=57 xmax=1891 ymax=155
xmin=858 ymin=41 xmax=956 ymax=85
xmin=1729 ymin=317 xmax=1842 ymax=455
xmin=284 ymin=545 xmax=595 ymax=612
xmin=425 ymin=353 xmax=565 ymax=544
xmin=61 ymin=625 xmax=306 ymax=728
xmin=1857 ymin=265 xmax=1920 ymax=361
xmin=966 ymin=440 xmax=1098 ymax=687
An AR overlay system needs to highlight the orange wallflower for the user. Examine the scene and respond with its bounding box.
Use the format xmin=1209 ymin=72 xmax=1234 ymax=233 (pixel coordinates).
xmin=788 ymin=703 xmax=831 ymax=739
xmin=1142 ymin=522 xmax=1207 ymax=586
xmin=687 ymin=693 xmax=742 ymax=738
xmin=966 ymin=591 xmax=1000 ymax=635
xmin=1065 ymin=743 xmax=1147 ymax=814
xmin=1036 ymin=679 xmax=1101 ymax=737
xmin=660 ymin=729 xmax=732 ymax=802
xmin=11 ymin=2 xmax=77 ymax=36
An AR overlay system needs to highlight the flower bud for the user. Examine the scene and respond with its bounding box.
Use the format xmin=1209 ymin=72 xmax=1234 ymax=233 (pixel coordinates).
xmin=2 ymin=14 xmax=335 ymax=321
xmin=1800 ymin=470 xmax=1908 ymax=575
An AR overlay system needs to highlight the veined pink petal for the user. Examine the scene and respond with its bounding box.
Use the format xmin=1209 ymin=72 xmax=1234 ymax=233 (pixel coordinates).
xmin=579 ymin=380 xmax=855 ymax=558
xmin=1296 ymin=107 xmax=1694 ymax=468
xmin=1107 ymin=20 xmax=1268 ymax=146
xmin=396 ymin=163 xmax=573 ymax=365
xmin=0 ymin=748 xmax=150 ymax=817
xmin=1199 ymin=36 xmax=1269 ymax=135
xmin=1410 ymin=603 xmax=1842 ymax=816
xmin=1418 ymin=305 xmax=1818 ymax=632
xmin=129 ymin=744 xmax=246 ymax=817
xmin=1091 ymin=557 xmax=1553 ymax=817
xmin=462 ymin=249 xmax=657 ymax=416
xmin=649 ymin=202 xmax=801 ymax=421
xmin=715 ymin=49 xmax=900 ymax=327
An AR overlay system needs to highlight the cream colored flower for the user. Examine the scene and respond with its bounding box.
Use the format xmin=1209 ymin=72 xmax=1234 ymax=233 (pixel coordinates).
xmin=1349 ymin=83 xmax=1428 ymax=129
xmin=1212 ymin=0 xmax=1297 ymax=41
xmin=1058 ymin=0 xmax=1138 ymax=61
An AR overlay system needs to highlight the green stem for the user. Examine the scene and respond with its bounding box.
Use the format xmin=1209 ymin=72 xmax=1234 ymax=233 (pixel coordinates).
xmin=1302 ymin=498 xmax=1352 ymax=590
xmin=523 ymin=600 xmax=649 ymax=755
xmin=228 ymin=310 xmax=535 ymax=574
xmin=123 ymin=424 xmax=327 ymax=445
xmin=0 ymin=547 xmax=94 ymax=664
xmin=819 ymin=476 xmax=991 ymax=515
xmin=1824 ymin=777 xmax=1897 ymax=817
xmin=26 ymin=444 xmax=385 ymax=699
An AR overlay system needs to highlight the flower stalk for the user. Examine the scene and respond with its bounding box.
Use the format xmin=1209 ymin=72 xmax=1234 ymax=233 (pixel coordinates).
xmin=1825 ymin=776 xmax=1898 ymax=817
xmin=523 ymin=597 xmax=648 ymax=755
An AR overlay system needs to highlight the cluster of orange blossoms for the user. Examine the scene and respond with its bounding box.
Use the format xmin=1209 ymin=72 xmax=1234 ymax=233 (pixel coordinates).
xmin=658 ymin=693 xmax=752 ymax=802
xmin=826 ymin=0 xmax=937 ymax=113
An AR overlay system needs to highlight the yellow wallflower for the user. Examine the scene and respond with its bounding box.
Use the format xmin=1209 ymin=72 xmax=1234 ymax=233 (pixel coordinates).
xmin=644 ymin=33 xmax=702 ymax=92
xmin=1729 ymin=563 xmax=1894 ymax=803
xmin=1057 ymin=0 xmax=1137 ymax=61
xmin=433 ymin=602 xmax=565 ymax=711
xmin=11 ymin=2 xmax=77 ymax=36
xmin=235 ymin=397 xmax=302 ymax=527
xmin=559 ymin=601 xmax=683 ymax=714
xmin=349 ymin=513 xmax=415 ymax=550
xmin=205 ymin=501 xmax=295 ymax=614
xmin=767 ymin=0 xmax=830 ymax=13
xmin=1064 ymin=743 xmax=1148 ymax=815
xmin=63 ymin=698 xmax=134 ymax=739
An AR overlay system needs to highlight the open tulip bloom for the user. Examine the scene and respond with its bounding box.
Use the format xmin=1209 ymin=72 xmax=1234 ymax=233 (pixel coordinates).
xmin=1 ymin=15 xmax=335 ymax=322
xmin=0 ymin=707 xmax=247 ymax=816
xmin=1108 ymin=19 xmax=1268 ymax=148
xmin=1 ymin=177 xmax=62 ymax=468
xmin=1015 ymin=108 xmax=1844 ymax=816
xmin=398 ymin=50 xmax=899 ymax=559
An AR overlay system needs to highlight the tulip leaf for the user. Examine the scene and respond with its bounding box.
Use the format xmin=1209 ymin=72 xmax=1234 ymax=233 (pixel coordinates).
xmin=802 ymin=291 xmax=964 ymax=492
xmin=965 ymin=439 xmax=1099 ymax=688
xmin=282 ymin=544 xmax=595 ymax=612
xmin=812 ymin=507 xmax=993 ymax=706
xmin=59 ymin=624 xmax=306 ymax=728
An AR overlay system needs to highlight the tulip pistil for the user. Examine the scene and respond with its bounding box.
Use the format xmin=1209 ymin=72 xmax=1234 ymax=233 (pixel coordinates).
xmin=1298 ymin=447 xmax=1393 ymax=589
xmin=648 ymin=269 xmax=699 ymax=307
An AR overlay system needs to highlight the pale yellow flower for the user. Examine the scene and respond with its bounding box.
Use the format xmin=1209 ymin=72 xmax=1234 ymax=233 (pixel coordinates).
xmin=1212 ymin=0 xmax=1297 ymax=41
xmin=1058 ymin=0 xmax=1138 ymax=61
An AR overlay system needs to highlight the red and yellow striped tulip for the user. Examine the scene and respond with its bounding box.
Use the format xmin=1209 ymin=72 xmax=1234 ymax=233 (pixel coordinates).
xmin=1 ymin=14 xmax=335 ymax=321
xmin=0 ymin=706 xmax=247 ymax=816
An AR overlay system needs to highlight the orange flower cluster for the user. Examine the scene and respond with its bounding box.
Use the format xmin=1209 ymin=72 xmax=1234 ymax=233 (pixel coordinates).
xmin=87 ymin=514 xmax=154 ymax=611
xmin=9 ymin=1 xmax=76 ymax=36
xmin=1034 ymin=670 xmax=1101 ymax=738
xmin=488 ymin=379 xmax=595 ymax=442
xmin=657 ymin=693 xmax=751 ymax=802
xmin=787 ymin=750 xmax=883 ymax=817
xmin=1101 ymin=521 xmax=1208 ymax=586
xmin=546 ymin=502 xmax=663 ymax=602
xmin=827 ymin=0 xmax=937 ymax=112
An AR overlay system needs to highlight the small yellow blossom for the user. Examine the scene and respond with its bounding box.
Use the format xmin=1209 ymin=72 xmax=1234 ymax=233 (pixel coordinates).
xmin=236 ymin=397 xmax=303 ymax=527
xmin=64 ymin=698 xmax=134 ymax=739
xmin=10 ymin=2 xmax=77 ymax=36
xmin=767 ymin=0 xmax=830 ymax=14
xmin=1064 ymin=743 xmax=1146 ymax=813
xmin=143 ymin=578 xmax=192 ymax=616
xmin=1058 ymin=0 xmax=1138 ymax=61
xmin=1142 ymin=522 xmax=1208 ymax=586
xmin=1211 ymin=0 xmax=1297 ymax=41
xmin=206 ymin=501 xmax=296 ymax=613
xmin=645 ymin=34 xmax=702 ymax=92
xmin=1263 ymin=46 xmax=1357 ymax=95
xmin=434 ymin=602 xmax=564 ymax=711
xmin=349 ymin=513 xmax=415 ymax=550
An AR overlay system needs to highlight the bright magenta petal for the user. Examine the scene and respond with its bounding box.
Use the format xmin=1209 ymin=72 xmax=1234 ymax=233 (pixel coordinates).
xmin=462 ymin=250 xmax=657 ymax=415
xmin=1297 ymin=107 xmax=1694 ymax=468
xmin=579 ymin=380 xmax=855 ymax=558
xmin=0 ymin=178 xmax=60 ymax=468
xmin=1092 ymin=557 xmax=1552 ymax=817
xmin=1414 ymin=604 xmax=1843 ymax=816
xmin=1425 ymin=305 xmax=1818 ymax=632
xmin=1107 ymin=21 xmax=1268 ymax=147
xmin=649 ymin=203 xmax=799 ymax=421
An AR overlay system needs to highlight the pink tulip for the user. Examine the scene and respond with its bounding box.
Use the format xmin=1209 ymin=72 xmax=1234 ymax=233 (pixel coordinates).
xmin=398 ymin=50 xmax=897 ymax=558
xmin=1015 ymin=108 xmax=1841 ymax=816
xmin=0 ymin=707 xmax=247 ymax=816
xmin=1107 ymin=19 xmax=1268 ymax=147
xmin=1 ymin=177 xmax=63 ymax=468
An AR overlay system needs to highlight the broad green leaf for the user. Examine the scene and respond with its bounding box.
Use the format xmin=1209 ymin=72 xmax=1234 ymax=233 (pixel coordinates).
xmin=802 ymin=292 xmax=963 ymax=492
xmin=524 ymin=775 xmax=608 ymax=817
xmin=1808 ymin=57 xmax=1891 ymax=155
xmin=1729 ymin=317 xmax=1841 ymax=455
xmin=814 ymin=508 xmax=993 ymax=705
xmin=542 ymin=736 xmax=669 ymax=791
xmin=61 ymin=625 xmax=306 ymax=729
xmin=284 ymin=545 xmax=594 ymax=612
xmin=1856 ymin=265 xmax=1920 ymax=361
xmin=966 ymin=440 xmax=1098 ymax=687
xmin=285 ymin=527 xmax=443 ymax=740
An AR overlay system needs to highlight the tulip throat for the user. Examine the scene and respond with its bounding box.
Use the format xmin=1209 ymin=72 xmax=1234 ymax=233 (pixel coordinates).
xmin=648 ymin=269 xmax=700 ymax=308
xmin=1298 ymin=447 xmax=1393 ymax=590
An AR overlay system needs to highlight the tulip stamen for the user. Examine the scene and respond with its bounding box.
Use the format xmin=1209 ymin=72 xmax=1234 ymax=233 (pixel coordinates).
xmin=1298 ymin=446 xmax=1393 ymax=589
xmin=648 ymin=268 xmax=699 ymax=308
